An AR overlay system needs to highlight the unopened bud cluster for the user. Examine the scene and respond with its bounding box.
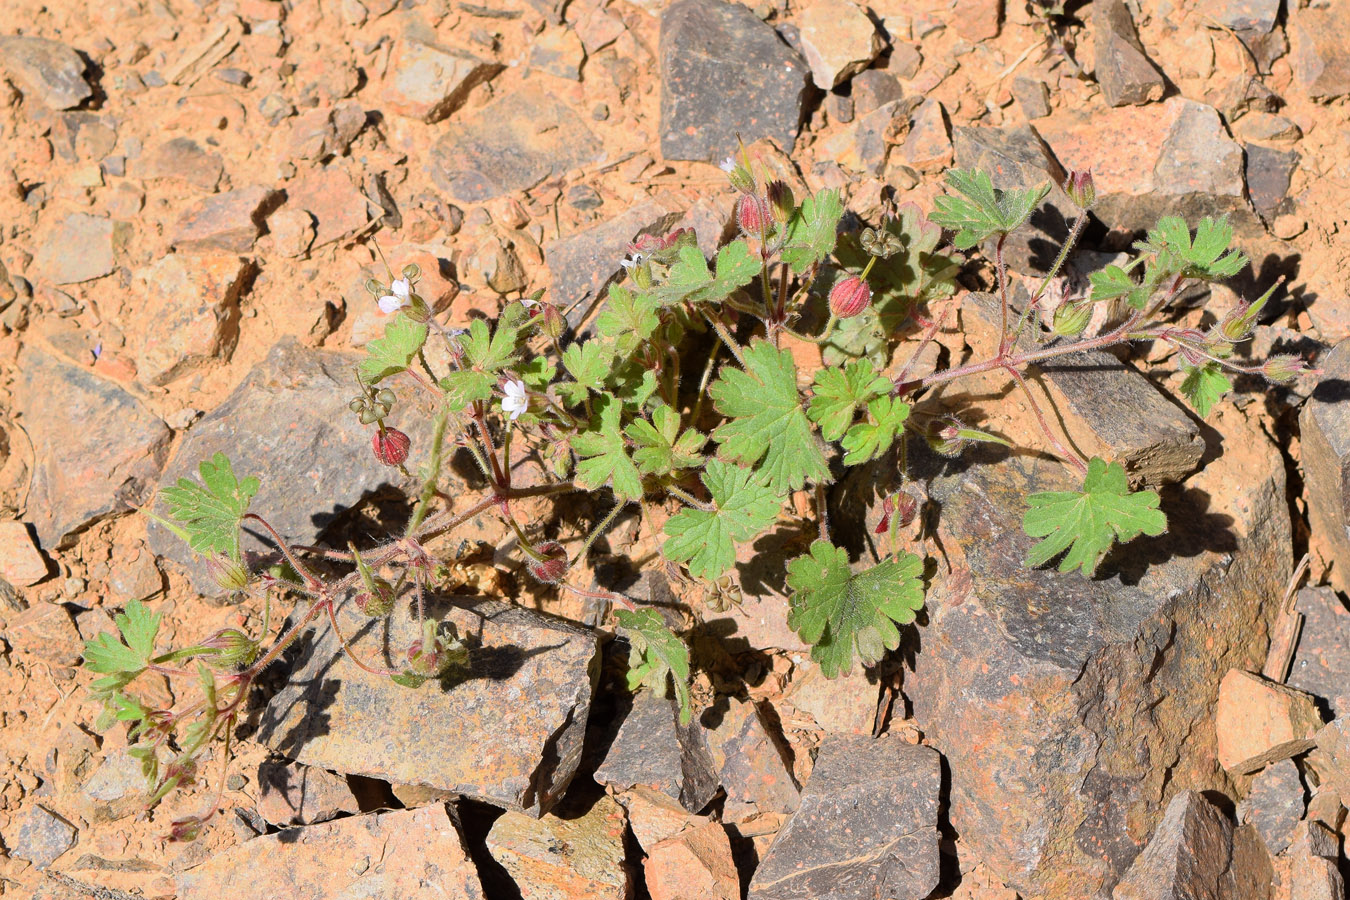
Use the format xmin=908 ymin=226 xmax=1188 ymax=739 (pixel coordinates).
xmin=350 ymin=387 xmax=397 ymax=426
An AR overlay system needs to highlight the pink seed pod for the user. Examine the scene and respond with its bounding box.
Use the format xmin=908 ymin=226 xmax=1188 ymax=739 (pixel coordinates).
xmin=829 ymin=275 xmax=872 ymax=319
xmin=372 ymin=427 xmax=411 ymax=466
xmin=527 ymin=541 xmax=569 ymax=584
xmin=737 ymin=193 xmax=772 ymax=235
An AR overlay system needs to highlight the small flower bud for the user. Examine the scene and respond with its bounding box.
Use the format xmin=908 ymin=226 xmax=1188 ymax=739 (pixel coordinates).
xmin=737 ymin=193 xmax=772 ymax=235
xmin=526 ymin=541 xmax=569 ymax=584
xmin=1065 ymin=170 xmax=1095 ymax=210
xmin=721 ymin=157 xmax=756 ymax=194
xmin=765 ymin=180 xmax=794 ymax=223
xmin=829 ymin=275 xmax=872 ymax=319
xmin=540 ymin=303 xmax=567 ymax=340
xmin=1051 ymin=299 xmax=1092 ymax=336
xmin=170 ymin=816 xmax=204 ymax=842
xmin=406 ymin=621 xmax=468 ymax=679
xmin=365 ymin=278 xmax=385 ymax=298
xmin=355 ymin=578 xmax=396 ymax=617
xmin=927 ymin=422 xmax=967 ymax=457
xmin=401 ymin=262 xmax=421 ymax=281
xmin=372 ymin=427 xmax=411 ymax=466
xmin=207 ymin=555 xmax=250 ymax=592
xmin=202 ymin=628 xmax=260 ymax=669
xmin=1218 ymin=283 xmax=1276 ymax=342
xmin=1262 ymin=354 xmax=1309 ymax=384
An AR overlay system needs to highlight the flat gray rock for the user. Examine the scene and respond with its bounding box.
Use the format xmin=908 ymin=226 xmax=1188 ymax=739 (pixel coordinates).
xmin=749 ymin=735 xmax=940 ymax=900
xmin=594 ymin=688 xmax=719 ymax=813
xmin=11 ymin=806 xmax=77 ymax=869
xmin=1299 ymin=339 xmax=1350 ymax=595
xmin=1112 ymin=791 xmax=1232 ymax=900
xmin=1287 ymin=586 xmax=1350 ymax=719
xmin=1092 ymin=0 xmax=1164 ymax=107
xmin=1237 ymin=758 xmax=1304 ymax=856
xmin=0 ymin=35 xmax=92 ymax=110
xmin=659 ymin=0 xmax=809 ymax=161
xmin=256 ymin=597 xmax=599 ymax=817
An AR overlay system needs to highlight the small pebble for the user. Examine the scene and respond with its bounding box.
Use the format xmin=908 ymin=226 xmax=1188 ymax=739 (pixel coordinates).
xmin=212 ymin=68 xmax=251 ymax=86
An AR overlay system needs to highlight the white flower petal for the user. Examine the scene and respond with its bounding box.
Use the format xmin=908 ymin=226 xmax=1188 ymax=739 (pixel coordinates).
xmin=391 ymin=278 xmax=411 ymax=298
xmin=720 ymin=157 xmax=736 ymax=173
xmin=521 ymin=297 xmax=538 ymax=309
xmin=378 ymin=295 xmax=404 ymax=314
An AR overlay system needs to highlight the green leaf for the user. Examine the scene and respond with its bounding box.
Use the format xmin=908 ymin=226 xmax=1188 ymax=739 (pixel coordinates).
xmin=558 ymin=341 xmax=614 ymax=406
xmin=517 ymin=356 xmax=557 ymax=392
xmin=807 ymin=358 xmax=890 ymax=442
xmin=460 ymin=315 xmax=521 ymax=374
xmin=572 ymin=392 xmax=644 ymax=501
xmin=1137 ymin=216 xmax=1246 ymax=281
xmin=626 ymin=405 xmax=706 ymax=477
xmin=615 ymin=608 xmax=693 ymax=725
xmin=1023 ymin=458 xmax=1167 ymax=576
xmin=841 ymin=396 xmax=910 ymax=465
xmin=597 ymin=285 xmax=660 ymax=356
xmin=780 ymin=189 xmax=844 ymax=274
xmin=654 ymin=241 xmax=760 ymax=306
xmin=711 ymin=339 xmax=828 ymax=493
xmin=930 ymin=169 xmax=1051 ymax=250
xmin=1179 ymin=361 xmax=1232 ymax=418
xmin=359 ymin=313 xmax=429 ymax=384
xmin=440 ymin=369 xmax=496 ymax=409
xmin=158 ymin=453 xmax=259 ymax=560
xmin=663 ymin=459 xmax=780 ymax=580
xmin=83 ymin=599 xmax=161 ymax=674
xmin=786 ymin=541 xmax=925 ymax=678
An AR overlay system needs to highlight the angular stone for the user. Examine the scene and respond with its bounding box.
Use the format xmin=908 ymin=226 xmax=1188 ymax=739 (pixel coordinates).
xmin=1244 ymin=144 xmax=1298 ymax=221
xmin=645 ymin=820 xmax=739 ymax=900
xmin=1228 ymin=824 xmax=1274 ymax=900
xmin=748 ymin=735 xmax=940 ymax=900
xmin=1306 ymin=717 xmax=1350 ymax=809
xmin=258 ymin=597 xmax=598 ymax=816
xmin=430 ymin=91 xmax=604 ymax=203
xmin=1093 ymin=0 xmax=1165 ymax=107
xmin=967 ymin=292 xmax=1204 ymax=486
xmin=659 ymin=0 xmax=809 ymax=161
xmin=1013 ymin=75 xmax=1051 ymax=119
xmin=594 ymin=689 xmax=719 ymax=813
xmin=1238 ymin=758 xmax=1304 ymax=856
xmin=16 ymin=347 xmax=169 ymax=549
xmin=10 ymin=806 xmax=77 ymax=870
xmin=77 ymin=750 xmax=146 ymax=823
xmin=127 ymin=254 xmax=249 ymax=385
xmin=284 ymin=167 xmax=370 ymax=248
xmin=798 ymin=0 xmax=882 ymax=90
xmin=0 ymin=36 xmax=92 ymax=110
xmin=818 ymin=98 xmax=912 ymax=176
xmin=1290 ymin=856 xmax=1346 ymax=900
xmin=576 ymin=6 xmax=626 ymax=55
xmin=5 ymin=601 xmax=83 ymax=666
xmin=267 ymin=208 xmax=316 ymax=258
xmin=1287 ymin=587 xmax=1350 ymax=719
xmin=1216 ymin=670 xmax=1323 ymax=775
xmin=135 ymin=137 xmax=224 ymax=192
xmin=383 ymin=38 xmax=501 ymax=123
xmin=616 ymin=786 xmax=708 ymax=852
xmin=1037 ymin=96 xmax=1255 ymax=235
xmin=782 ymin=659 xmax=875 ymax=734
xmin=546 ymin=199 xmax=681 ymax=323
xmin=707 ymin=696 xmax=799 ymax=822
xmin=1289 ymin=5 xmax=1350 ymax=101
xmin=0 ymin=521 xmax=49 ymax=585
xmin=904 ymin=399 xmax=1292 ymax=897
xmin=897 ymin=97 xmax=951 ymax=172
xmin=33 ymin=213 xmax=127 ymax=285
xmin=254 ymin=760 xmax=359 ymax=827
xmin=1194 ymin=0 xmax=1280 ymax=33
xmin=529 ymin=26 xmax=584 ymax=80
xmin=486 ymin=792 xmax=629 ymax=899
xmin=177 ymin=804 xmax=484 ymax=899
xmin=950 ymin=0 xmax=1003 ymax=42
xmin=171 ymin=185 xmax=276 ymax=253
xmin=1299 ymin=339 xmax=1350 ymax=595
xmin=851 ymin=69 xmax=903 ymax=117
xmin=1112 ymin=791 xmax=1232 ymax=900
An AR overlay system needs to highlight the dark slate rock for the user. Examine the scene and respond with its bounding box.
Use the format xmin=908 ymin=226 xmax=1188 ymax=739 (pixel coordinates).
xmin=12 ymin=805 xmax=78 ymax=869
xmin=1290 ymin=5 xmax=1350 ymax=101
xmin=659 ymin=0 xmax=809 ymax=161
xmin=1244 ymin=144 xmax=1298 ymax=221
xmin=1012 ymin=75 xmax=1051 ymax=119
xmin=257 ymin=597 xmax=599 ymax=817
xmin=967 ymin=292 xmax=1203 ymax=486
xmin=1092 ymin=0 xmax=1165 ymax=107
xmin=594 ymin=689 xmax=720 ymax=813
xmin=748 ymin=735 xmax=940 ymax=900
xmin=1112 ymin=792 xmax=1232 ymax=900
xmin=951 ymin=124 xmax=1072 ymax=275
xmin=706 ymin=696 xmax=800 ymax=822
xmin=851 ymin=69 xmax=903 ymax=117
xmin=1300 ymin=339 xmax=1350 ymax=595
xmin=428 ymin=92 xmax=604 ymax=204
xmin=903 ymin=401 xmax=1291 ymax=897
xmin=1237 ymin=758 xmax=1304 ymax=856
xmin=1194 ymin=0 xmax=1281 ymax=33
xmin=0 ymin=36 xmax=92 ymax=110
xmin=1288 ymin=586 xmax=1350 ymax=719
xmin=146 ymin=339 xmax=431 ymax=596
xmin=15 ymin=346 xmax=170 ymax=549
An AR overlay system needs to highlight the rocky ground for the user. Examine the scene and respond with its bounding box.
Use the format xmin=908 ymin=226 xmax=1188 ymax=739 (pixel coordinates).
xmin=0 ymin=0 xmax=1349 ymax=898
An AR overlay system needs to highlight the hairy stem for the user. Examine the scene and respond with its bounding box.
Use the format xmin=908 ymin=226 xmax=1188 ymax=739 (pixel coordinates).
xmin=1005 ymin=364 xmax=1088 ymax=475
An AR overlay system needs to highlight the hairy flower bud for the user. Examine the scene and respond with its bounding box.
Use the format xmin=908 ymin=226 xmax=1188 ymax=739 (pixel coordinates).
xmin=355 ymin=578 xmax=396 ymax=617
xmin=1065 ymin=169 xmax=1096 ymax=210
xmin=202 ymin=628 xmax=260 ymax=669
xmin=1262 ymin=354 xmax=1309 ymax=384
xmin=927 ymin=422 xmax=967 ymax=457
xmin=406 ymin=622 xmax=468 ymax=679
xmin=737 ymin=193 xmax=772 ymax=235
xmin=1218 ymin=283 xmax=1276 ymax=343
xmin=721 ymin=157 xmax=756 ymax=194
xmin=1051 ymin=299 xmax=1092 ymax=336
xmin=526 ymin=541 xmax=569 ymax=584
xmin=170 ymin=816 xmax=204 ymax=842
xmin=765 ymin=180 xmax=794 ymax=223
xmin=206 ymin=554 xmax=250 ymax=592
xmin=372 ymin=427 xmax=411 ymax=466
xmin=540 ymin=303 xmax=567 ymax=340
xmin=829 ymin=275 xmax=872 ymax=319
